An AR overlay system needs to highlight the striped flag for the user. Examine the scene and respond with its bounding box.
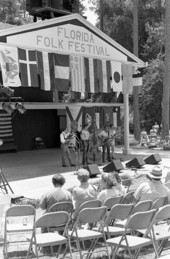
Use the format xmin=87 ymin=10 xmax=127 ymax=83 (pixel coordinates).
xmin=54 ymin=53 xmax=70 ymax=91
xmin=84 ymin=58 xmax=99 ymax=94
xmin=70 ymin=55 xmax=85 ymax=93
xmin=122 ymin=63 xmax=133 ymax=94
xmin=111 ymin=61 xmax=122 ymax=92
xmin=37 ymin=51 xmax=54 ymax=91
xmin=0 ymin=45 xmax=21 ymax=87
xmin=18 ymin=48 xmax=39 ymax=87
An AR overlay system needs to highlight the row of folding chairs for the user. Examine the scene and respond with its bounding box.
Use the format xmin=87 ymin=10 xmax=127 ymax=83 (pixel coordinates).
xmin=2 ymin=195 xmax=170 ymax=259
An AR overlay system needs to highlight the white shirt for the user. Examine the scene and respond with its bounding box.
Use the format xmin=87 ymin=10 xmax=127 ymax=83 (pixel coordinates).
xmin=60 ymin=131 xmax=70 ymax=144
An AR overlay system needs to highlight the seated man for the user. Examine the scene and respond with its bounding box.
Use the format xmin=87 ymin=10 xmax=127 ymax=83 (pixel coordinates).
xmin=133 ymin=166 xmax=170 ymax=203
xmin=39 ymin=174 xmax=72 ymax=212
xmin=72 ymin=168 xmax=97 ymax=217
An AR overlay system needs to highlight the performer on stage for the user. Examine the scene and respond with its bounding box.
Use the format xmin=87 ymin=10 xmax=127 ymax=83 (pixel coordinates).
xmin=60 ymin=127 xmax=75 ymax=167
xmin=98 ymin=125 xmax=111 ymax=163
xmin=80 ymin=124 xmax=90 ymax=165
xmin=109 ymin=124 xmax=116 ymax=159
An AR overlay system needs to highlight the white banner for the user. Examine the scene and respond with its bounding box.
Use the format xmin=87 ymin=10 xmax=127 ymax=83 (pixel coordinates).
xmin=0 ymin=44 xmax=21 ymax=87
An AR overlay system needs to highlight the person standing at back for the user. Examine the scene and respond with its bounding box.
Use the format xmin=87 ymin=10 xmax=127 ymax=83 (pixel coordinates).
xmin=60 ymin=127 xmax=75 ymax=167
xmin=98 ymin=125 xmax=111 ymax=163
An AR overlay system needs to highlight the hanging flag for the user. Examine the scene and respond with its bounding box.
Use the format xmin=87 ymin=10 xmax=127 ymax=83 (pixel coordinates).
xmin=70 ymin=55 xmax=85 ymax=93
xmin=37 ymin=51 xmax=54 ymax=91
xmin=18 ymin=48 xmax=39 ymax=87
xmin=133 ymin=72 xmax=143 ymax=86
xmin=84 ymin=58 xmax=99 ymax=94
xmin=106 ymin=60 xmax=111 ymax=93
xmin=0 ymin=44 xmax=21 ymax=87
xmin=122 ymin=63 xmax=133 ymax=94
xmin=101 ymin=106 xmax=113 ymax=127
xmin=111 ymin=61 xmax=122 ymax=92
xmin=66 ymin=106 xmax=83 ymax=132
xmin=54 ymin=53 xmax=70 ymax=91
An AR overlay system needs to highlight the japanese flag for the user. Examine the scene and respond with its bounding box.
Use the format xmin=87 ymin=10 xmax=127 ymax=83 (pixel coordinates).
xmin=111 ymin=61 xmax=122 ymax=93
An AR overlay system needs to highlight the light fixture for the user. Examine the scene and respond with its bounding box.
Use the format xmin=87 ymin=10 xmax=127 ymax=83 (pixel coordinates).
xmin=2 ymin=102 xmax=14 ymax=115
xmin=15 ymin=102 xmax=26 ymax=114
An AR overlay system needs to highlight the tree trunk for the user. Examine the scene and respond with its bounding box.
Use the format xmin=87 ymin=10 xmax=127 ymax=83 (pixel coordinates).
xmin=162 ymin=0 xmax=170 ymax=138
xmin=133 ymin=0 xmax=140 ymax=140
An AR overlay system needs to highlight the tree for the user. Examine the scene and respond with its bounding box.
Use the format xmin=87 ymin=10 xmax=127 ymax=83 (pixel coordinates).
xmin=133 ymin=0 xmax=141 ymax=140
xmin=162 ymin=0 xmax=170 ymax=138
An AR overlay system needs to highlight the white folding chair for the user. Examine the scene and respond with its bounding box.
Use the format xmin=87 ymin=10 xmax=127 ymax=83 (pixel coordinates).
xmin=114 ymin=200 xmax=153 ymax=228
xmin=27 ymin=211 xmax=73 ymax=259
xmin=104 ymin=204 xmax=134 ymax=238
xmin=103 ymin=196 xmax=123 ymax=211
xmin=164 ymin=181 xmax=170 ymax=189
xmin=151 ymin=204 xmax=170 ymax=257
xmin=3 ymin=205 xmax=36 ymax=258
xmin=151 ymin=197 xmax=167 ymax=210
xmin=69 ymin=206 xmax=110 ymax=259
xmin=106 ymin=209 xmax=158 ymax=259
xmin=121 ymin=190 xmax=135 ymax=204
xmin=0 ymin=194 xmax=11 ymax=244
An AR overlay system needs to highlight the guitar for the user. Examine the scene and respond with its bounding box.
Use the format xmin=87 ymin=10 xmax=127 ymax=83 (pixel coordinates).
xmin=100 ymin=136 xmax=115 ymax=146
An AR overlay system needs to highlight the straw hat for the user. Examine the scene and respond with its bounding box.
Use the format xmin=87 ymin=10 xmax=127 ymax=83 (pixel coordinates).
xmin=148 ymin=166 xmax=163 ymax=179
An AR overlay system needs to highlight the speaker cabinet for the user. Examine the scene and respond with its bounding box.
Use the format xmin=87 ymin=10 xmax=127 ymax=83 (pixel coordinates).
xmin=83 ymin=164 xmax=100 ymax=178
xmin=126 ymin=157 xmax=145 ymax=168
xmin=103 ymin=160 xmax=124 ymax=172
xmin=144 ymin=154 xmax=161 ymax=165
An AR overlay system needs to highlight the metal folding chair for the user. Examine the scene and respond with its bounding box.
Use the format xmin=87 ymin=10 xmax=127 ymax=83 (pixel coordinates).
xmin=104 ymin=203 xmax=134 ymax=238
xmin=3 ymin=205 xmax=36 ymax=258
xmin=115 ymin=200 xmax=153 ymax=228
xmin=106 ymin=209 xmax=158 ymax=259
xmin=121 ymin=190 xmax=135 ymax=204
xmin=151 ymin=197 xmax=168 ymax=210
xmin=27 ymin=211 xmax=73 ymax=259
xmin=151 ymin=204 xmax=170 ymax=257
xmin=103 ymin=196 xmax=123 ymax=210
xmin=69 ymin=206 xmax=110 ymax=259
xmin=0 ymin=194 xmax=11 ymax=244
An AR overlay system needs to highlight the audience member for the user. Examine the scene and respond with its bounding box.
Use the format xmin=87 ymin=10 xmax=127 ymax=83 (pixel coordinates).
xmin=153 ymin=122 xmax=159 ymax=134
xmin=133 ymin=166 xmax=170 ymax=203
xmin=72 ymin=169 xmax=97 ymax=217
xmin=97 ymin=173 xmax=124 ymax=204
xmin=140 ymin=128 xmax=149 ymax=147
xmin=39 ymin=174 xmax=72 ymax=212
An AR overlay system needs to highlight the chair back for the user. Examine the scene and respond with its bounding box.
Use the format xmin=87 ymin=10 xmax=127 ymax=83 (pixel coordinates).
xmin=164 ymin=181 xmax=170 ymax=189
xmin=121 ymin=190 xmax=135 ymax=204
xmin=151 ymin=197 xmax=167 ymax=210
xmin=35 ymin=211 xmax=70 ymax=229
xmin=153 ymin=204 xmax=170 ymax=224
xmin=108 ymin=204 xmax=134 ymax=221
xmin=5 ymin=205 xmax=35 ymax=217
xmin=132 ymin=200 xmax=152 ymax=214
xmin=78 ymin=199 xmax=102 ymax=212
xmin=103 ymin=196 xmax=122 ymax=210
xmin=77 ymin=206 xmax=107 ymax=225
xmin=47 ymin=201 xmax=73 ymax=214
xmin=122 ymin=179 xmax=132 ymax=192
xmin=128 ymin=209 xmax=156 ymax=231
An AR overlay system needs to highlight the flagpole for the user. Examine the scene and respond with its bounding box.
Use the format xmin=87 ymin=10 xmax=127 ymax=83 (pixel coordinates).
xmin=123 ymin=93 xmax=130 ymax=155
